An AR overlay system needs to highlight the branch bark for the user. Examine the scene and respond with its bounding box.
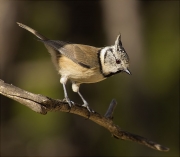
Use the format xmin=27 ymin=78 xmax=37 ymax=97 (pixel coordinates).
xmin=0 ymin=79 xmax=169 ymax=152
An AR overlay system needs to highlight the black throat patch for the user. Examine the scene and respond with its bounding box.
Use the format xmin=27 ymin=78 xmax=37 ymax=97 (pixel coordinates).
xmin=104 ymin=70 xmax=122 ymax=78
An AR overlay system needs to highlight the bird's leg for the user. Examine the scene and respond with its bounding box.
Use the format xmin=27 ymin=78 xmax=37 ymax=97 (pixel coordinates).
xmin=60 ymin=77 xmax=72 ymax=107
xmin=77 ymin=91 xmax=94 ymax=113
xmin=62 ymin=83 xmax=72 ymax=107
xmin=72 ymin=82 xmax=94 ymax=113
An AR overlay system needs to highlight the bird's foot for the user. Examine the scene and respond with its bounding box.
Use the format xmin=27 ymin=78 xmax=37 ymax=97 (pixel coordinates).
xmin=82 ymin=103 xmax=94 ymax=113
xmin=63 ymin=97 xmax=74 ymax=111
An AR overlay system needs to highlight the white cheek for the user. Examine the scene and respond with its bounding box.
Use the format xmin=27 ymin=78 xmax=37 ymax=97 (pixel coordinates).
xmin=106 ymin=54 xmax=116 ymax=65
xmin=100 ymin=51 xmax=117 ymax=75
xmin=104 ymin=62 xmax=118 ymax=73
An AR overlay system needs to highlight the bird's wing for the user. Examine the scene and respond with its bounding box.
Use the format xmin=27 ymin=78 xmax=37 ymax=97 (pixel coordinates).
xmin=42 ymin=40 xmax=101 ymax=69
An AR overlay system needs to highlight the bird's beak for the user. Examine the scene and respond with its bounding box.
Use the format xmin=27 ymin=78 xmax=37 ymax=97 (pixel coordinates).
xmin=124 ymin=69 xmax=131 ymax=75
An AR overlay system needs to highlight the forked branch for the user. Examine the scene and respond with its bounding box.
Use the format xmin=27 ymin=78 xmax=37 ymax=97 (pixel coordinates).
xmin=0 ymin=79 xmax=169 ymax=152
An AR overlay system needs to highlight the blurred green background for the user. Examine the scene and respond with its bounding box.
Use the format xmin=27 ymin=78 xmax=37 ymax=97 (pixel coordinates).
xmin=0 ymin=0 xmax=179 ymax=156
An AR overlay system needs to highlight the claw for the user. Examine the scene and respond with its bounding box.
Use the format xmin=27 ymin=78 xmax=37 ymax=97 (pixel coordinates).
xmin=64 ymin=97 xmax=73 ymax=112
xmin=66 ymin=98 xmax=72 ymax=107
xmin=82 ymin=103 xmax=94 ymax=113
xmin=71 ymin=101 xmax=75 ymax=105
xmin=63 ymin=97 xmax=71 ymax=107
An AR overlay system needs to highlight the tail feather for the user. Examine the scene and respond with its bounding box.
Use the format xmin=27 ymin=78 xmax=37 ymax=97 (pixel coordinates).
xmin=17 ymin=22 xmax=48 ymax=40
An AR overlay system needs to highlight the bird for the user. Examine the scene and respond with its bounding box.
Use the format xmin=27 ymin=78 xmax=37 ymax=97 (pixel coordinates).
xmin=17 ymin=22 xmax=131 ymax=112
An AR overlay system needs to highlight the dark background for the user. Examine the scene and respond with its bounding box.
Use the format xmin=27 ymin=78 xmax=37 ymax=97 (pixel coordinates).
xmin=0 ymin=1 xmax=179 ymax=156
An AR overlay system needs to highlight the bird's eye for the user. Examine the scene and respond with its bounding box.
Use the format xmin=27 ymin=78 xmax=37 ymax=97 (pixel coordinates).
xmin=116 ymin=59 xmax=121 ymax=64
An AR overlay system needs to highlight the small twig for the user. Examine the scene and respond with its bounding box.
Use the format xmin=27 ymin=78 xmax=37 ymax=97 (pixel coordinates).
xmin=104 ymin=99 xmax=117 ymax=119
xmin=0 ymin=79 xmax=169 ymax=152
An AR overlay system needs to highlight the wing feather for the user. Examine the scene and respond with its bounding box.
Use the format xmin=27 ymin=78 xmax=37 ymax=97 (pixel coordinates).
xmin=41 ymin=40 xmax=100 ymax=68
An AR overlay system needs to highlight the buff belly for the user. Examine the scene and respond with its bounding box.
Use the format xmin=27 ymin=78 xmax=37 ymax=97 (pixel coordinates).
xmin=58 ymin=56 xmax=105 ymax=83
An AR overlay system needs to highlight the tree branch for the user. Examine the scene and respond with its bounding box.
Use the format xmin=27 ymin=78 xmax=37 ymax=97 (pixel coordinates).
xmin=0 ymin=79 xmax=169 ymax=152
